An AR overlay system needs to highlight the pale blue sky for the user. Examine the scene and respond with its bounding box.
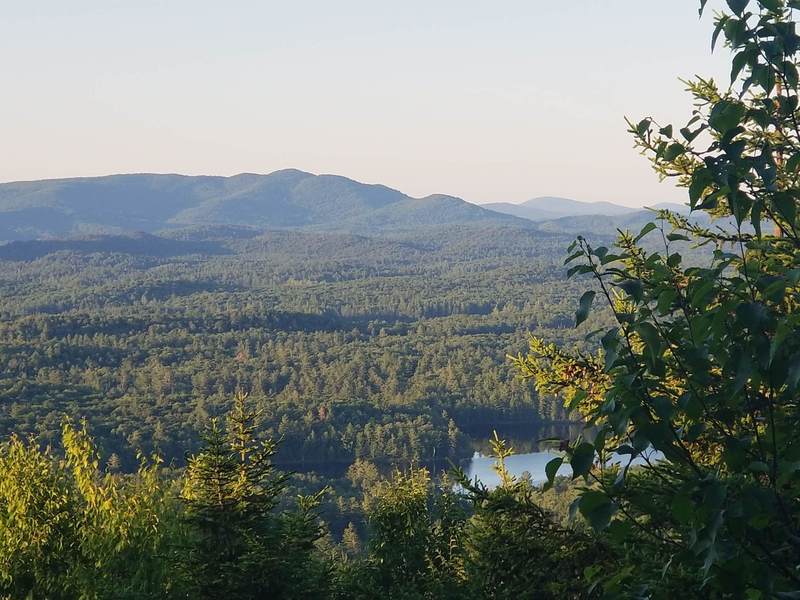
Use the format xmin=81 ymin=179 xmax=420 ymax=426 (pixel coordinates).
xmin=1 ymin=1 xmax=730 ymax=206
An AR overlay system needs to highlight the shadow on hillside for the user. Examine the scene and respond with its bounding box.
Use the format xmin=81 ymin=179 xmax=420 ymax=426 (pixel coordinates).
xmin=0 ymin=234 xmax=231 ymax=261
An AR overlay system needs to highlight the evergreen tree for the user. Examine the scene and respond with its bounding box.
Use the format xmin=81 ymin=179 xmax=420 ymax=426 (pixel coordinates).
xmin=179 ymin=390 xmax=328 ymax=599
xmin=457 ymin=434 xmax=606 ymax=599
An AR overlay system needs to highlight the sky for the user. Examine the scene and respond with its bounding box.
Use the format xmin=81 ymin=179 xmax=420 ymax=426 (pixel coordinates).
xmin=1 ymin=1 xmax=732 ymax=207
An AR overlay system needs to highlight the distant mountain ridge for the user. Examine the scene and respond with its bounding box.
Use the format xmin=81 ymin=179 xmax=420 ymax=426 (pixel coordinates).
xmin=0 ymin=170 xmax=530 ymax=241
xmin=0 ymin=170 xmax=688 ymax=242
xmin=483 ymin=196 xmax=687 ymax=222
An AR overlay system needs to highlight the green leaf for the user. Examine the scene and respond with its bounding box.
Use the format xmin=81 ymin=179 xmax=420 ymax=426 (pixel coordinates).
xmin=657 ymin=289 xmax=678 ymax=314
xmin=785 ymin=61 xmax=800 ymax=89
xmin=787 ymin=354 xmax=800 ymax=391
xmin=667 ymin=233 xmax=690 ymax=242
xmin=733 ymin=350 xmax=753 ymax=394
xmin=671 ymin=494 xmax=694 ymax=525
xmin=751 ymin=201 xmax=762 ymax=237
xmin=575 ymin=291 xmax=596 ymax=327
xmin=578 ymin=490 xmax=615 ymax=530
xmin=772 ymin=192 xmax=797 ymax=226
xmin=748 ymin=461 xmax=770 ymax=473
xmin=593 ymin=427 xmax=608 ymax=452
xmin=636 ymin=322 xmax=662 ymax=359
xmin=761 ymin=276 xmax=786 ymax=303
xmin=709 ymin=100 xmax=746 ymax=134
xmin=687 ymin=422 xmax=706 ymax=442
xmin=618 ymin=279 xmax=644 ymax=303
xmin=593 ymin=246 xmax=609 ymax=260
xmin=663 ymin=143 xmax=686 ymax=161
xmin=725 ymin=18 xmax=749 ymax=48
xmin=691 ymin=280 xmax=717 ymax=309
xmin=566 ymin=389 xmax=588 ymax=411
xmin=653 ymin=396 xmax=675 ymax=420
xmin=731 ymin=50 xmax=751 ymax=84
xmin=712 ymin=16 xmax=729 ymax=50
xmin=600 ymin=253 xmax=624 ymax=265
xmin=726 ymin=0 xmax=749 ymax=16
xmin=635 ymin=222 xmax=657 ymax=242
xmin=770 ymin=319 xmax=791 ymax=365
xmin=601 ymin=329 xmax=621 ymax=370
xmin=753 ymin=63 xmax=775 ymax=92
xmin=786 ymin=153 xmax=800 ymax=173
xmin=567 ymin=264 xmax=592 ymax=278
xmin=570 ymin=443 xmax=596 ymax=479
xmin=736 ymin=302 xmax=769 ymax=331
xmin=704 ymin=480 xmax=727 ymax=509
xmin=689 ymin=167 xmax=713 ymax=207
xmin=545 ymin=457 xmax=563 ymax=485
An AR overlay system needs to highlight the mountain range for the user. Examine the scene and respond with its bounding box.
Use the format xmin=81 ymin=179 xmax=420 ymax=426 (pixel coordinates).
xmin=0 ymin=169 xmax=686 ymax=242
xmin=483 ymin=197 xmax=687 ymax=222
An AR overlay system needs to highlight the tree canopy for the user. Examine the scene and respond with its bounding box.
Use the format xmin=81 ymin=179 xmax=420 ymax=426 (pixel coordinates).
xmin=516 ymin=0 xmax=800 ymax=594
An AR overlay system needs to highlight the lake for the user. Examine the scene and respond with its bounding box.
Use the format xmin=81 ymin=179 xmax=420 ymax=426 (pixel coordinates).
xmin=279 ymin=421 xmax=661 ymax=487
xmin=463 ymin=422 xmax=663 ymax=488
xmin=465 ymin=449 xmax=572 ymax=487
xmin=460 ymin=421 xmax=578 ymax=486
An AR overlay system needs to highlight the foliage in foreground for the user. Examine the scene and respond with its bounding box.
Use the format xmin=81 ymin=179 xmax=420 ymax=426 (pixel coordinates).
xmin=0 ymin=394 xmax=329 ymax=599
xmin=0 ymin=405 xmax=606 ymax=600
xmin=0 ymin=424 xmax=178 ymax=599
xmin=4 ymin=1 xmax=800 ymax=597
xmin=515 ymin=0 xmax=800 ymax=595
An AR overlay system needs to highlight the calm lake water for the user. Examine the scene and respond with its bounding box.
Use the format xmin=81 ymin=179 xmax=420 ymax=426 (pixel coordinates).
xmin=280 ymin=421 xmax=660 ymax=487
xmin=460 ymin=422 xmax=579 ymax=486
xmin=463 ymin=422 xmax=663 ymax=488
xmin=465 ymin=449 xmax=572 ymax=487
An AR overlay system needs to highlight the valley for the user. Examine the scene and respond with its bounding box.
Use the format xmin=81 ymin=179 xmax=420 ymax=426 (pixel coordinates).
xmin=0 ymin=221 xmax=605 ymax=472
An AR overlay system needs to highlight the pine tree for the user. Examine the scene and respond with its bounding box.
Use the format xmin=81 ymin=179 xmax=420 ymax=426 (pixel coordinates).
xmin=341 ymin=522 xmax=361 ymax=557
xmin=179 ymin=390 xmax=327 ymax=599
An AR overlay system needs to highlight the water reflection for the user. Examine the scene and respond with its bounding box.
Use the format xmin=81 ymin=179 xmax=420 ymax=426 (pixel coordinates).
xmin=462 ymin=422 xmax=582 ymax=456
xmin=464 ymin=422 xmax=664 ymax=489
xmin=462 ymin=422 xmax=579 ymax=487
xmin=277 ymin=421 xmax=661 ymax=488
xmin=466 ymin=450 xmax=571 ymax=487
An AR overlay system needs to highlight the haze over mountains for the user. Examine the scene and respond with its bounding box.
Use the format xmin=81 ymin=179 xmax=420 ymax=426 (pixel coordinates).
xmin=0 ymin=169 xmax=685 ymax=243
xmin=483 ymin=197 xmax=636 ymax=221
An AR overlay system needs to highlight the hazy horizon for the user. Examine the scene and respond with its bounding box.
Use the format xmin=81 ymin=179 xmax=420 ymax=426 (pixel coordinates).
xmin=0 ymin=168 xmax=691 ymax=208
xmin=3 ymin=1 xmax=730 ymax=208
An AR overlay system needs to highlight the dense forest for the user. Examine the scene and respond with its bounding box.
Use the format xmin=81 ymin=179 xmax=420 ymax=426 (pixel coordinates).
xmin=4 ymin=0 xmax=800 ymax=597
xmin=0 ymin=225 xmax=597 ymax=473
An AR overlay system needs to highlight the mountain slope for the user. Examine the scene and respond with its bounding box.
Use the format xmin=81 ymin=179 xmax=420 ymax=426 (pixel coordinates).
xmin=534 ymin=211 xmax=658 ymax=235
xmin=0 ymin=232 xmax=227 ymax=261
xmin=484 ymin=196 xmax=639 ymax=221
xmin=481 ymin=202 xmax=563 ymax=222
xmin=535 ymin=208 xmax=713 ymax=236
xmin=0 ymin=173 xmax=229 ymax=237
xmin=329 ymin=194 xmax=527 ymax=232
xmin=0 ymin=170 xmax=530 ymax=240
xmin=168 ymin=170 xmax=411 ymax=227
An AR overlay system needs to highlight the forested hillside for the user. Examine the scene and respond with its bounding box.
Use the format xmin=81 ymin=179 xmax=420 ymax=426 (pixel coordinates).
xmin=0 ymin=224 xmax=597 ymax=472
xmin=4 ymin=1 xmax=800 ymax=598
xmin=0 ymin=170 xmax=530 ymax=240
